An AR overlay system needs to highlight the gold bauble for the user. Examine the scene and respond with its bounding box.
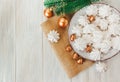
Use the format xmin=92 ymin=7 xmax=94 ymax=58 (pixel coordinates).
xmin=58 ymin=17 xmax=68 ymax=28
xmin=77 ymin=58 xmax=83 ymax=64
xmin=73 ymin=52 xmax=79 ymax=60
xmin=44 ymin=8 xmax=53 ymax=18
xmin=65 ymin=45 xmax=72 ymax=52
xmin=70 ymin=34 xmax=76 ymax=41
xmin=88 ymin=15 xmax=95 ymax=23
xmin=85 ymin=45 xmax=92 ymax=53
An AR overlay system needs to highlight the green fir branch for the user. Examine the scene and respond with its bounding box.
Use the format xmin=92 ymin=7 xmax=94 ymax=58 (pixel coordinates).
xmin=44 ymin=0 xmax=99 ymax=15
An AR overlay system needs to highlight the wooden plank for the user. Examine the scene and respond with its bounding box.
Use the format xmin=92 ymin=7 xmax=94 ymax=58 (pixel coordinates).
xmin=104 ymin=53 xmax=120 ymax=82
xmin=42 ymin=0 xmax=70 ymax=81
xmin=72 ymin=69 xmax=89 ymax=82
xmin=0 ymin=0 xmax=15 ymax=82
xmin=42 ymin=9 xmax=71 ymax=82
xmin=43 ymin=36 xmax=71 ymax=82
xmin=15 ymin=0 xmax=43 ymax=82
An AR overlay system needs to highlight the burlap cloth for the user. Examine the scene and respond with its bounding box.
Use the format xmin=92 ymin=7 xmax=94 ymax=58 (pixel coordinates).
xmin=41 ymin=15 xmax=94 ymax=78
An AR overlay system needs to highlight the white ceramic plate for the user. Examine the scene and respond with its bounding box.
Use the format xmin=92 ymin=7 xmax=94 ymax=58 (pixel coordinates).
xmin=68 ymin=3 xmax=120 ymax=61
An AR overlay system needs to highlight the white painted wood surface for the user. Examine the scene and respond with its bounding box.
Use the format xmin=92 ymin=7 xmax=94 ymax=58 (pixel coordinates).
xmin=0 ymin=0 xmax=120 ymax=82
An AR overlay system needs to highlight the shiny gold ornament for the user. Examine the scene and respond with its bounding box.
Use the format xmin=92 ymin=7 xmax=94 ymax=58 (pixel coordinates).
xmin=44 ymin=8 xmax=53 ymax=18
xmin=77 ymin=58 xmax=83 ymax=64
xmin=85 ymin=45 xmax=92 ymax=53
xmin=73 ymin=52 xmax=79 ymax=60
xmin=58 ymin=17 xmax=68 ymax=28
xmin=70 ymin=34 xmax=76 ymax=41
xmin=88 ymin=15 xmax=95 ymax=23
xmin=65 ymin=45 xmax=72 ymax=52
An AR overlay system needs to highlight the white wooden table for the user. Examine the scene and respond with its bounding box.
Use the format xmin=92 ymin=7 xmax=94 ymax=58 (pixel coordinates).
xmin=0 ymin=0 xmax=120 ymax=82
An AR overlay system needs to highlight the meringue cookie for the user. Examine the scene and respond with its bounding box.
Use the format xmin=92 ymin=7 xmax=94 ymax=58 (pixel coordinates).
xmin=108 ymin=23 xmax=120 ymax=36
xmin=112 ymin=36 xmax=120 ymax=50
xmin=89 ymin=49 xmax=101 ymax=60
xmin=71 ymin=25 xmax=82 ymax=36
xmin=92 ymin=31 xmax=103 ymax=43
xmin=98 ymin=19 xmax=108 ymax=30
xmin=100 ymin=40 xmax=111 ymax=53
xmin=86 ymin=5 xmax=98 ymax=16
xmin=47 ymin=30 xmax=60 ymax=43
xmin=95 ymin=62 xmax=107 ymax=72
xmin=78 ymin=16 xmax=88 ymax=26
xmin=107 ymin=13 xmax=120 ymax=24
xmin=93 ymin=16 xmax=101 ymax=26
xmin=83 ymin=24 xmax=96 ymax=34
xmin=73 ymin=38 xmax=87 ymax=51
xmin=99 ymin=5 xmax=112 ymax=18
xmin=82 ymin=34 xmax=93 ymax=43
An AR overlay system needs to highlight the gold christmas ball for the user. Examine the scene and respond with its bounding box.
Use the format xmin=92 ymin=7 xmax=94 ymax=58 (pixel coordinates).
xmin=73 ymin=52 xmax=79 ymax=60
xmin=65 ymin=45 xmax=72 ymax=52
xmin=58 ymin=17 xmax=68 ymax=28
xmin=44 ymin=8 xmax=53 ymax=18
xmin=70 ymin=34 xmax=76 ymax=41
xmin=88 ymin=15 xmax=95 ymax=23
xmin=85 ymin=45 xmax=92 ymax=53
xmin=77 ymin=58 xmax=83 ymax=64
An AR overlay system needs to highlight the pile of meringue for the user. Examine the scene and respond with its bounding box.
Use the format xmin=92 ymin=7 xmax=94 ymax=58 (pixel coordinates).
xmin=71 ymin=4 xmax=120 ymax=60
